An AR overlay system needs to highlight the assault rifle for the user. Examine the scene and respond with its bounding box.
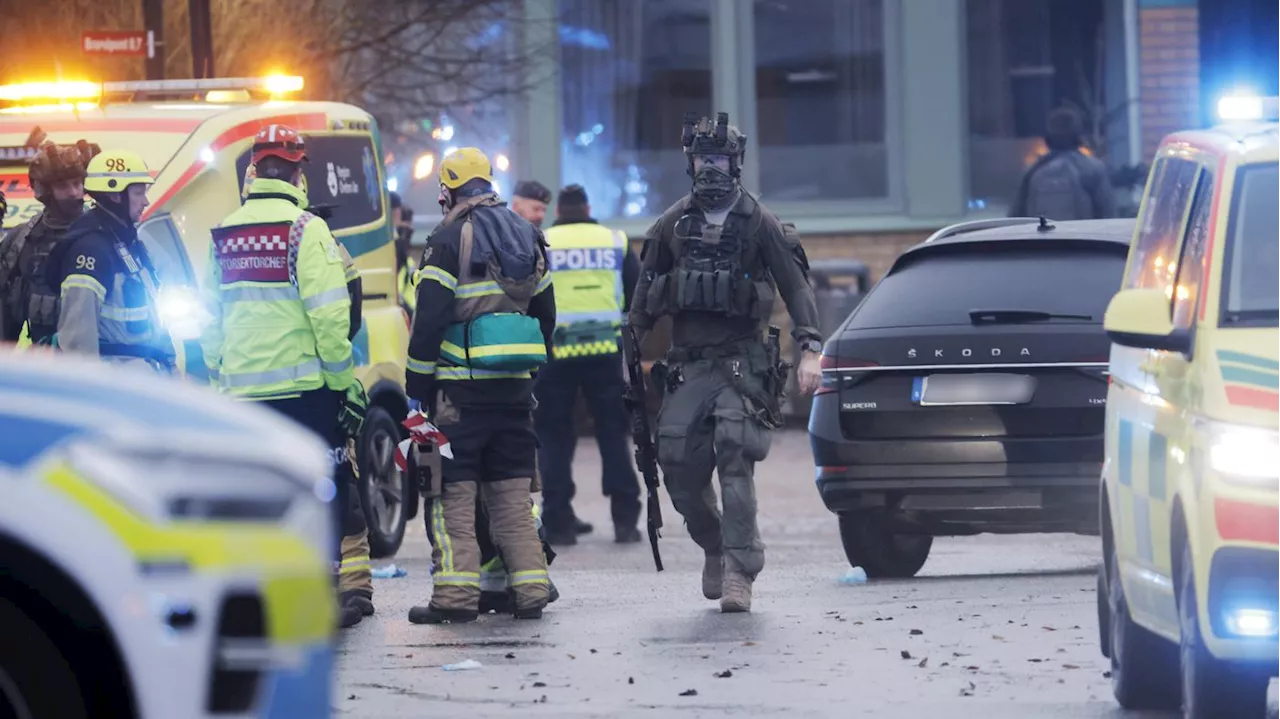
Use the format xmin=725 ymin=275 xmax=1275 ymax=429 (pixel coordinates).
xmin=622 ymin=323 xmax=664 ymax=571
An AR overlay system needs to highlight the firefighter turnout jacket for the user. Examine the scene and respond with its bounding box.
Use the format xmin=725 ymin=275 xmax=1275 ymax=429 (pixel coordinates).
xmin=542 ymin=217 xmax=640 ymax=359
xmin=200 ymin=177 xmax=355 ymax=399
xmin=52 ymin=205 xmax=175 ymax=368
xmin=407 ymin=193 xmax=556 ymax=409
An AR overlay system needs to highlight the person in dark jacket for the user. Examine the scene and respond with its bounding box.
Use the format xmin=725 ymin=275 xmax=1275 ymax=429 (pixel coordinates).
xmin=535 ymin=184 xmax=644 ymax=546
xmin=1010 ymin=107 xmax=1115 ymax=221
xmin=406 ymin=147 xmax=555 ymax=623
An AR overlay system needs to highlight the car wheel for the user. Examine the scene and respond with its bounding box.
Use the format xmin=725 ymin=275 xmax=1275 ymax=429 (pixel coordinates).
xmin=1107 ymin=530 xmax=1179 ymax=710
xmin=836 ymin=513 xmax=932 ymax=578
xmin=0 ymin=597 xmax=90 ymax=719
xmin=1178 ymin=539 xmax=1269 ymax=719
xmin=358 ymin=407 xmax=408 ymax=559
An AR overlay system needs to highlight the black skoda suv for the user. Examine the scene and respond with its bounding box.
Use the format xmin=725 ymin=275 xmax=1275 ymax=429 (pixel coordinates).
xmin=809 ymin=218 xmax=1133 ymax=577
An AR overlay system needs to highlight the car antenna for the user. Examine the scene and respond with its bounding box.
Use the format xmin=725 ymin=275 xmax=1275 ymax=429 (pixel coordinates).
xmin=1037 ymin=216 xmax=1055 ymax=232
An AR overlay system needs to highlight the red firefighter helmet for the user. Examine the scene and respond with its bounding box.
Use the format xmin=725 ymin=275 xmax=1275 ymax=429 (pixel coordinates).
xmin=251 ymin=124 xmax=307 ymax=164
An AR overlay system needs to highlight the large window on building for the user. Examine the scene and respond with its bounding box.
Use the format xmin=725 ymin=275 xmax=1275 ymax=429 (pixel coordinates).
xmin=753 ymin=0 xmax=887 ymax=202
xmin=966 ymin=0 xmax=1105 ymax=209
xmin=558 ymin=0 xmax=711 ymax=220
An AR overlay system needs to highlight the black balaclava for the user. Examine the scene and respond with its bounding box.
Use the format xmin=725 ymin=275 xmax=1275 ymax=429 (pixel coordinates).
xmin=692 ymin=161 xmax=737 ymax=211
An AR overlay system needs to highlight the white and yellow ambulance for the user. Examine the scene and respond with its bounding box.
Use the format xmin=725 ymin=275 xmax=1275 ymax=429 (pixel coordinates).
xmin=0 ymin=76 xmax=414 ymax=556
xmin=0 ymin=350 xmax=335 ymax=719
xmin=1097 ymin=97 xmax=1278 ymax=718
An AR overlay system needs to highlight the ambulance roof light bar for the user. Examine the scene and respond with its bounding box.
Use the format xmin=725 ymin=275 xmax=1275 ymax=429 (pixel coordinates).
xmin=0 ymin=75 xmax=304 ymax=105
xmin=1216 ymin=93 xmax=1280 ymax=122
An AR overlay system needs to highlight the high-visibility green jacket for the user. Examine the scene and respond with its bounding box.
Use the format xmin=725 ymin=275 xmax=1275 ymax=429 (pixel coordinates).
xmin=542 ymin=221 xmax=629 ymax=358
xmin=200 ymin=178 xmax=354 ymax=399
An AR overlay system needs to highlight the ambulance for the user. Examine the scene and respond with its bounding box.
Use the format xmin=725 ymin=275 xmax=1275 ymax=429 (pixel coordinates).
xmin=0 ymin=351 xmax=334 ymax=719
xmin=0 ymin=76 xmax=415 ymax=557
xmin=1097 ymin=96 xmax=1278 ymax=718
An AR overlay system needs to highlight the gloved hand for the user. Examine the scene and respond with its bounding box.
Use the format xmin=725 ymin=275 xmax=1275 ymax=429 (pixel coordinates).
xmin=339 ymin=382 xmax=369 ymax=438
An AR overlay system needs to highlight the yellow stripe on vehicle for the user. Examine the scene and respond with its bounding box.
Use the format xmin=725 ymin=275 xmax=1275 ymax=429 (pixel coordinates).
xmin=43 ymin=463 xmax=333 ymax=642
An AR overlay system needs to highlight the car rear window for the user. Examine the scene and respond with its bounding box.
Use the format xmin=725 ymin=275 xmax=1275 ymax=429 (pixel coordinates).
xmin=848 ymin=241 xmax=1127 ymax=329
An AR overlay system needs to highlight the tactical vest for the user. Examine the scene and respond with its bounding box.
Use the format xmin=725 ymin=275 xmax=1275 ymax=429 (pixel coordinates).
xmin=543 ymin=222 xmax=627 ymax=359
xmin=643 ymin=193 xmax=774 ymax=321
xmin=0 ymin=216 xmax=65 ymax=344
xmin=438 ymin=198 xmax=548 ymax=378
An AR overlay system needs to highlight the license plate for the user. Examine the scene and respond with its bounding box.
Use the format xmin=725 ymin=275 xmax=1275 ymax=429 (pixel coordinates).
xmin=911 ymin=373 xmax=1036 ymax=406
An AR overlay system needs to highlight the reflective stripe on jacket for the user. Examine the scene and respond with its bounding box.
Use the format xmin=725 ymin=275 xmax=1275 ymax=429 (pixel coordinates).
xmin=543 ymin=222 xmax=626 ymax=358
xmin=200 ymin=178 xmax=354 ymax=399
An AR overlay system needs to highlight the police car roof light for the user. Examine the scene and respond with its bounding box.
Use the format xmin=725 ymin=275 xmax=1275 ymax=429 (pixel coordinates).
xmin=1216 ymin=94 xmax=1280 ymax=122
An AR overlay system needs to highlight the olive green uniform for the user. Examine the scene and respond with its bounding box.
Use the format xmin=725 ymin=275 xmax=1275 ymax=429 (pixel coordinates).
xmin=629 ymin=191 xmax=820 ymax=580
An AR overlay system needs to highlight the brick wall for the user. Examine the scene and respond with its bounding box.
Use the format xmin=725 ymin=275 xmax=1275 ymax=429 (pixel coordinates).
xmin=1138 ymin=5 xmax=1201 ymax=159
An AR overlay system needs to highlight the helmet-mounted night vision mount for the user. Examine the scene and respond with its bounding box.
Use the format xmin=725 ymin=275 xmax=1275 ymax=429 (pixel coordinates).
xmin=681 ymin=111 xmax=746 ymax=178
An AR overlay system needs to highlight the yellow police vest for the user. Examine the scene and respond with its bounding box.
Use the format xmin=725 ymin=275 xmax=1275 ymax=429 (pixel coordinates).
xmin=543 ymin=222 xmax=627 ymax=359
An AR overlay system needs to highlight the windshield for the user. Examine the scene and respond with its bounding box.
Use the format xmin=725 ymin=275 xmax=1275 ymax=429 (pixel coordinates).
xmin=1222 ymin=162 xmax=1279 ymax=326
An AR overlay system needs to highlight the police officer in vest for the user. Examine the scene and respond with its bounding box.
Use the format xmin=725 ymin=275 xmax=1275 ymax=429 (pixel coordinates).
xmin=200 ymin=125 xmax=372 ymax=629
xmin=630 ymin=113 xmax=823 ymax=613
xmin=536 ymin=183 xmax=643 ymax=546
xmin=52 ymin=149 xmax=176 ymax=372
xmin=0 ymin=136 xmax=99 ymax=345
xmin=406 ymin=147 xmax=554 ymax=623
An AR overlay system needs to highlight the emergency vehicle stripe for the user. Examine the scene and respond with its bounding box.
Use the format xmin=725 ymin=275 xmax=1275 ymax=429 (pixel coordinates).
xmin=407 ymin=357 xmax=436 ymax=375
xmin=417 ymin=266 xmax=457 ymax=292
xmin=510 ymin=569 xmax=549 ymax=587
xmin=1133 ymin=495 xmax=1154 ymax=562
xmin=536 ymin=272 xmax=553 ymax=294
xmin=320 ymin=356 xmax=353 ymax=374
xmin=1221 ymin=366 xmax=1280 ymax=389
xmin=439 ymin=339 xmax=545 ymax=360
xmin=302 ymin=286 xmax=350 ymax=311
xmin=455 ymin=281 xmax=504 ymax=299
xmin=61 ymin=274 xmax=107 ymax=303
xmin=1147 ymin=433 xmax=1168 ymax=501
xmin=221 ymin=358 xmax=321 ymax=388
xmin=436 ymin=367 xmax=532 ymax=381
xmin=1217 ymin=350 xmax=1280 ymax=371
xmin=222 ymin=286 xmax=298 ymax=303
xmin=1117 ymin=420 xmax=1133 ymax=487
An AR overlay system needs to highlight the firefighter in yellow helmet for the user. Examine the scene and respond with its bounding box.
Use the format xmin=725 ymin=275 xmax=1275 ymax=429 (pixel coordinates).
xmin=201 ymin=125 xmax=372 ymax=628
xmin=50 ymin=149 xmax=176 ymax=371
xmin=406 ymin=147 xmax=555 ymax=623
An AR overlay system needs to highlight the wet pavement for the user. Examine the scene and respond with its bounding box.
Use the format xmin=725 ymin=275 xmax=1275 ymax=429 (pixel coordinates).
xmin=335 ymin=430 xmax=1275 ymax=718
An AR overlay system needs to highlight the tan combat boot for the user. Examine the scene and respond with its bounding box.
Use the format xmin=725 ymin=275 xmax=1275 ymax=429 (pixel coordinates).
xmin=702 ymin=553 xmax=723 ymax=600
xmin=720 ymin=570 xmax=752 ymax=613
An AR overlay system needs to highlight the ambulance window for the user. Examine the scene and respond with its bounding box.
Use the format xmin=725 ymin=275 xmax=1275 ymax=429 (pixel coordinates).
xmin=1125 ymin=157 xmax=1200 ymax=298
xmin=235 ymin=134 xmax=385 ymax=233
xmin=137 ymin=215 xmax=194 ymax=285
xmin=1171 ymin=170 xmax=1212 ymax=330
xmin=1222 ymin=162 xmax=1280 ymax=326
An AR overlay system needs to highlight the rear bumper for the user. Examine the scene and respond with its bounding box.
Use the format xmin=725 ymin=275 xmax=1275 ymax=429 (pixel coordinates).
xmin=809 ymin=395 xmax=1100 ymax=534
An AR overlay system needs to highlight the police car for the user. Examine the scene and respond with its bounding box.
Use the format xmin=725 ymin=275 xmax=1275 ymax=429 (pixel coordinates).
xmin=0 ymin=76 xmax=414 ymax=558
xmin=0 ymin=351 xmax=335 ymax=718
xmin=1097 ymin=96 xmax=1279 ymax=718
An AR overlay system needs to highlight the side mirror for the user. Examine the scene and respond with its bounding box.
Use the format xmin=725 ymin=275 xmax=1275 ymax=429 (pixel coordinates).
xmin=1104 ymin=288 xmax=1191 ymax=353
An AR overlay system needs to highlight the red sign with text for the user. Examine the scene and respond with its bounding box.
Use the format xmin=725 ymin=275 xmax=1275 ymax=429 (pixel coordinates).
xmin=82 ymin=31 xmax=149 ymax=57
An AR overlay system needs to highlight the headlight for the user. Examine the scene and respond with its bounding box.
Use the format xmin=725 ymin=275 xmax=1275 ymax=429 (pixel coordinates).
xmin=1208 ymin=422 xmax=1280 ymax=484
xmin=65 ymin=441 xmax=330 ymax=523
xmin=156 ymin=285 xmax=213 ymax=341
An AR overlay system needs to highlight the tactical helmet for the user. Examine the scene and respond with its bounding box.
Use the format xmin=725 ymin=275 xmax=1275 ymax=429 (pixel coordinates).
xmin=84 ymin=149 xmax=154 ymax=194
xmin=439 ymin=147 xmax=494 ymax=190
xmin=27 ymin=134 xmax=99 ymax=199
xmin=681 ymin=112 xmax=746 ymax=177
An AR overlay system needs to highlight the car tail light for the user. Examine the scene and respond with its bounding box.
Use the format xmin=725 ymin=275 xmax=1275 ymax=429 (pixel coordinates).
xmin=815 ymin=356 xmax=877 ymax=395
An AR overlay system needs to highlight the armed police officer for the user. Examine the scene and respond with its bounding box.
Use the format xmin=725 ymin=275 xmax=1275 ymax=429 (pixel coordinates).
xmin=406 ymin=147 xmax=554 ymax=624
xmin=201 ymin=125 xmax=372 ymax=629
xmin=52 ymin=149 xmax=176 ymax=371
xmin=0 ymin=133 xmax=99 ymax=345
xmin=629 ymin=113 xmax=823 ymax=613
